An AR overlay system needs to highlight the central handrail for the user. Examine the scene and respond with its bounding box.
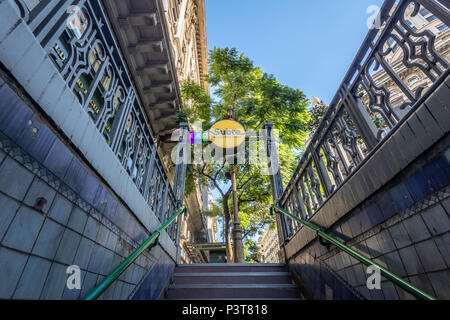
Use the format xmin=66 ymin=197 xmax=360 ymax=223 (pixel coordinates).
xmin=271 ymin=204 xmax=437 ymax=301
xmin=83 ymin=206 xmax=187 ymax=300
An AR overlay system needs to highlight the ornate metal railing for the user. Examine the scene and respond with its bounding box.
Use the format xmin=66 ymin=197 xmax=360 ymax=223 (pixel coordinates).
xmin=279 ymin=0 xmax=450 ymax=238
xmin=14 ymin=0 xmax=179 ymax=239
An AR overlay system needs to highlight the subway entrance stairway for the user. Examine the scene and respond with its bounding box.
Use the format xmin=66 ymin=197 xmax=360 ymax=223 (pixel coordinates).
xmin=165 ymin=263 xmax=302 ymax=300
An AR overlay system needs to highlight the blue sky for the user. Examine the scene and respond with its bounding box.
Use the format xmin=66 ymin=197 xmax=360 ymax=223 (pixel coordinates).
xmin=205 ymin=0 xmax=384 ymax=104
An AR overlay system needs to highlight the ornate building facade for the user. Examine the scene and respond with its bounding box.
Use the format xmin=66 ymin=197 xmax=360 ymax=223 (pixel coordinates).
xmin=163 ymin=0 xmax=208 ymax=92
xmin=162 ymin=0 xmax=210 ymax=263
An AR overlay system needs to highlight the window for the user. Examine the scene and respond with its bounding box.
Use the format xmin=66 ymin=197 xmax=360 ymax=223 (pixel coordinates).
xmin=437 ymin=24 xmax=448 ymax=31
xmin=408 ymin=76 xmax=419 ymax=84
xmin=171 ymin=5 xmax=179 ymax=21
xmin=426 ymin=15 xmax=437 ymax=22
xmin=406 ymin=20 xmax=418 ymax=32
xmin=420 ymin=9 xmax=430 ymax=17
xmin=89 ymin=43 xmax=104 ymax=73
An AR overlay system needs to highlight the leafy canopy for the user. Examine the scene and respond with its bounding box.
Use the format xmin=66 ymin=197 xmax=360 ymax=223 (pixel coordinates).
xmin=178 ymin=47 xmax=311 ymax=257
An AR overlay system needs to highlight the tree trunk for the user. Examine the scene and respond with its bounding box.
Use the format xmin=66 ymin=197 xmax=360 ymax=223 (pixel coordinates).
xmin=223 ymin=191 xmax=233 ymax=262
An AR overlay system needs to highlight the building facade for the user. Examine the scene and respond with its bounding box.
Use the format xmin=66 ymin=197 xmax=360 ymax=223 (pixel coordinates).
xmin=163 ymin=0 xmax=208 ymax=92
xmin=201 ymin=186 xmax=218 ymax=243
xmin=162 ymin=0 xmax=210 ymax=264
xmin=259 ymin=226 xmax=281 ymax=264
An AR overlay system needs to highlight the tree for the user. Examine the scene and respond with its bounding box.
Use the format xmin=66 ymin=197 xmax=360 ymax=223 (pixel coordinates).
xmin=178 ymin=47 xmax=311 ymax=262
xmin=245 ymin=239 xmax=263 ymax=263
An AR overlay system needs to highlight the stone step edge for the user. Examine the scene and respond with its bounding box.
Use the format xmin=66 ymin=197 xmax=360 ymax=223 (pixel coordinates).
xmin=169 ymin=284 xmax=298 ymax=289
xmin=173 ymin=272 xmax=291 ymax=277
xmin=176 ymin=263 xmax=285 ymax=267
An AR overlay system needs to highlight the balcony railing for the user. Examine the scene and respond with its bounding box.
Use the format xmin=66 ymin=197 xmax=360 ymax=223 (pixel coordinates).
xmin=279 ymin=0 xmax=450 ymax=238
xmin=14 ymin=0 xmax=180 ymax=239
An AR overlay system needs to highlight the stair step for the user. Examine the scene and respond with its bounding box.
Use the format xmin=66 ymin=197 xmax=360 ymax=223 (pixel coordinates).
xmin=169 ymin=298 xmax=304 ymax=300
xmin=173 ymin=272 xmax=292 ymax=285
xmin=178 ymin=263 xmax=285 ymax=267
xmin=175 ymin=263 xmax=286 ymax=273
xmin=167 ymin=284 xmax=299 ymax=299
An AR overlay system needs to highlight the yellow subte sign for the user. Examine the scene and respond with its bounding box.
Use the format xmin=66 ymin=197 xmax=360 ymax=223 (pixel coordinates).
xmin=209 ymin=120 xmax=246 ymax=149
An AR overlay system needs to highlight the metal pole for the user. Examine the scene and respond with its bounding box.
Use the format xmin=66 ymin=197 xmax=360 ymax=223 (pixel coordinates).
xmin=174 ymin=123 xmax=189 ymax=264
xmin=263 ymin=122 xmax=289 ymax=247
xmin=226 ymin=104 xmax=245 ymax=263
xmin=231 ymin=165 xmax=244 ymax=262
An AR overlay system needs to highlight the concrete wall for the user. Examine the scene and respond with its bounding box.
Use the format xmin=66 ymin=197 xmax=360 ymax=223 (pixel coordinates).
xmin=0 ymin=73 xmax=175 ymax=299
xmin=284 ymin=76 xmax=450 ymax=300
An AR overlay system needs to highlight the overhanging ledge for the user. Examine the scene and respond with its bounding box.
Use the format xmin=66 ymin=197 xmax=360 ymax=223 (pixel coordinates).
xmin=101 ymin=0 xmax=182 ymax=143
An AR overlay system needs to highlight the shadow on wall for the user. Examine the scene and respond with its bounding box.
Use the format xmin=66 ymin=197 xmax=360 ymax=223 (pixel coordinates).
xmin=288 ymin=261 xmax=361 ymax=300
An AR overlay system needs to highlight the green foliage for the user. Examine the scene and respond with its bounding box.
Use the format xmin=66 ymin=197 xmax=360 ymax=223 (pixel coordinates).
xmin=243 ymin=239 xmax=254 ymax=260
xmin=279 ymin=142 xmax=300 ymax=187
xmin=178 ymin=47 xmax=311 ymax=251
xmin=308 ymin=100 xmax=328 ymax=136
xmin=202 ymin=203 xmax=223 ymax=218
xmin=245 ymin=239 xmax=263 ymax=263
xmin=179 ymin=80 xmax=212 ymax=126
xmin=209 ymin=47 xmax=311 ymax=148
xmin=183 ymin=164 xmax=196 ymax=197
xmin=239 ymin=201 xmax=275 ymax=239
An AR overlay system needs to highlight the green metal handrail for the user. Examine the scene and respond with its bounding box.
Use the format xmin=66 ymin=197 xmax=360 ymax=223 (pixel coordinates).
xmin=271 ymin=204 xmax=437 ymax=301
xmin=83 ymin=206 xmax=187 ymax=300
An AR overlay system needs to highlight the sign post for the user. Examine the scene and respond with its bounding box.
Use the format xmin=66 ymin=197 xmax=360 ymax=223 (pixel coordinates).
xmin=208 ymin=119 xmax=245 ymax=263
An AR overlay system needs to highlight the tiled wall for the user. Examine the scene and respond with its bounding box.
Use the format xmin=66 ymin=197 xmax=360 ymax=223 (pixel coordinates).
xmin=0 ymin=0 xmax=177 ymax=258
xmin=287 ymin=145 xmax=450 ymax=300
xmin=282 ymin=74 xmax=450 ymax=300
xmin=0 ymin=75 xmax=175 ymax=299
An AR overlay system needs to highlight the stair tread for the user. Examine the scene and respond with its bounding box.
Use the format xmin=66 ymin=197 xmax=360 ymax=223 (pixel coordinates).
xmin=168 ymin=298 xmax=304 ymax=300
xmin=173 ymin=272 xmax=290 ymax=277
xmin=167 ymin=263 xmax=301 ymax=300
xmin=169 ymin=284 xmax=298 ymax=289
xmin=176 ymin=263 xmax=285 ymax=267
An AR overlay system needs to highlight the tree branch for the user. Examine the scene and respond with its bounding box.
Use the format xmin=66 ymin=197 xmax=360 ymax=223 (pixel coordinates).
xmin=237 ymin=175 xmax=252 ymax=190
xmin=214 ymin=159 xmax=226 ymax=181
xmin=201 ymin=164 xmax=226 ymax=198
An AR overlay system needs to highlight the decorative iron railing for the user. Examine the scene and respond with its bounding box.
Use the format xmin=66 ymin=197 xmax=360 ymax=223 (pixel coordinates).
xmin=14 ymin=0 xmax=179 ymax=239
xmin=279 ymin=0 xmax=450 ymax=238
